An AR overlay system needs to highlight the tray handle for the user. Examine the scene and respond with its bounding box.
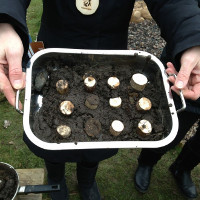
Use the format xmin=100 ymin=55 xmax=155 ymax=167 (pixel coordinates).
xmin=18 ymin=184 xmax=60 ymax=194
xmin=168 ymin=74 xmax=186 ymax=113
xmin=15 ymin=90 xmax=23 ymax=114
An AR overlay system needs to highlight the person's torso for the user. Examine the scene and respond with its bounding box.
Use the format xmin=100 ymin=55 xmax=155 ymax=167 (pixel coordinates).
xmin=38 ymin=0 xmax=135 ymax=49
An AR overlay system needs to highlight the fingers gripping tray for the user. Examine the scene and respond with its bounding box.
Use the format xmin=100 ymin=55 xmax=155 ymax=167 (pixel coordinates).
xmin=23 ymin=49 xmax=178 ymax=150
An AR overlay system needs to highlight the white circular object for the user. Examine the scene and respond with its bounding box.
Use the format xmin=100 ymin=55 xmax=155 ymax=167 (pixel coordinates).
xmin=111 ymin=120 xmax=124 ymax=132
xmin=132 ymin=73 xmax=148 ymax=86
xmin=109 ymin=97 xmax=122 ymax=108
xmin=60 ymin=101 xmax=74 ymax=115
xmin=76 ymin=0 xmax=99 ymax=15
xmin=57 ymin=125 xmax=71 ymax=138
xmin=56 ymin=80 xmax=69 ymax=94
xmin=138 ymin=97 xmax=152 ymax=110
xmin=107 ymin=77 xmax=120 ymax=89
xmin=138 ymin=120 xmax=152 ymax=134
xmin=84 ymin=77 xmax=96 ymax=88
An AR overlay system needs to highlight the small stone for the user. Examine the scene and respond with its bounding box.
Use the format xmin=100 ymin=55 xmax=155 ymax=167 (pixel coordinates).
xmin=35 ymin=69 xmax=48 ymax=92
xmin=8 ymin=141 xmax=14 ymax=145
xmin=3 ymin=120 xmax=11 ymax=129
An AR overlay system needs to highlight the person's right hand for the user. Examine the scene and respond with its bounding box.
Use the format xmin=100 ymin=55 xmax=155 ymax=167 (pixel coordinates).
xmin=166 ymin=46 xmax=200 ymax=100
xmin=0 ymin=23 xmax=25 ymax=108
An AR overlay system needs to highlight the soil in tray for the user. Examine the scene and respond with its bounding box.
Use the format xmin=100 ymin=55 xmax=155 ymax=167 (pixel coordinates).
xmin=0 ymin=164 xmax=18 ymax=200
xmin=33 ymin=60 xmax=170 ymax=143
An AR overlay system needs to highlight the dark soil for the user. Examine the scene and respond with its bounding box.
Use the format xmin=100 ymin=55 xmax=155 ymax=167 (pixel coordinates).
xmin=33 ymin=60 xmax=170 ymax=143
xmin=128 ymin=20 xmax=166 ymax=57
xmin=0 ymin=163 xmax=18 ymax=200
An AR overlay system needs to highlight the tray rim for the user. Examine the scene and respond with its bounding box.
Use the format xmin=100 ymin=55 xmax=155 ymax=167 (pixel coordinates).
xmin=23 ymin=48 xmax=179 ymax=150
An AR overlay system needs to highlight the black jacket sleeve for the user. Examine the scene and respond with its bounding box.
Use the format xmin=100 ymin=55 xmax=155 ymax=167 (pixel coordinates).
xmin=145 ymin=0 xmax=200 ymax=66
xmin=0 ymin=0 xmax=31 ymax=59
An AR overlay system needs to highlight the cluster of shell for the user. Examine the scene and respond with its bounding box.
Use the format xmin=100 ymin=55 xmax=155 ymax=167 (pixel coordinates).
xmin=55 ymin=73 xmax=152 ymax=139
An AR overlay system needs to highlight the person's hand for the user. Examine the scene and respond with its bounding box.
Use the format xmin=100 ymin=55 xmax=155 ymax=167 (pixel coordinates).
xmin=0 ymin=23 xmax=25 ymax=108
xmin=166 ymin=46 xmax=200 ymax=100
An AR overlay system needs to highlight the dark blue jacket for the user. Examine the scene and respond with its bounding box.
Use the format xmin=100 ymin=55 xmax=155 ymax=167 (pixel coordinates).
xmin=1 ymin=0 xmax=200 ymax=63
xmin=145 ymin=0 xmax=200 ymax=113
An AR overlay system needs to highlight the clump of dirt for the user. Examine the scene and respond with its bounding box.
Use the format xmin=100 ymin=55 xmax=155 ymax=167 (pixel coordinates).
xmin=0 ymin=163 xmax=18 ymax=200
xmin=33 ymin=61 xmax=170 ymax=143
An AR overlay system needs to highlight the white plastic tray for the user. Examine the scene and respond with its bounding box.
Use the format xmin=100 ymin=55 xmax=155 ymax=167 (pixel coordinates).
xmin=22 ymin=49 xmax=179 ymax=150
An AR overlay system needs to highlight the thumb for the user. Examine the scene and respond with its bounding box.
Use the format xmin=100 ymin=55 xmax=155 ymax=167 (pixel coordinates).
xmin=175 ymin=63 xmax=192 ymax=89
xmin=7 ymin=51 xmax=24 ymax=90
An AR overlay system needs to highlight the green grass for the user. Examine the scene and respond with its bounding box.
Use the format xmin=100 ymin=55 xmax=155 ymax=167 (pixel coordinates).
xmin=0 ymin=1 xmax=200 ymax=199
xmin=1 ymin=90 xmax=200 ymax=200
xmin=27 ymin=0 xmax=43 ymax=41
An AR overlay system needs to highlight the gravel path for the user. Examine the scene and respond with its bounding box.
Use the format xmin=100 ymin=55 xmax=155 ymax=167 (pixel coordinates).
xmin=128 ymin=19 xmax=166 ymax=58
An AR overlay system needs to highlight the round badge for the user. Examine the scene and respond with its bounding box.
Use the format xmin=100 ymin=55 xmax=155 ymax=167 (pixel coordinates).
xmin=76 ymin=0 xmax=99 ymax=15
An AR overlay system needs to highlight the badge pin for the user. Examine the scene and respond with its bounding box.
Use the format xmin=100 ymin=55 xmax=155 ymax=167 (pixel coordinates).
xmin=76 ymin=0 xmax=99 ymax=15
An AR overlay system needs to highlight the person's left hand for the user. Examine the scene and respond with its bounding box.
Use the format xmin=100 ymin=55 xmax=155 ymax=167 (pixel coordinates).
xmin=0 ymin=23 xmax=25 ymax=109
xmin=166 ymin=46 xmax=200 ymax=100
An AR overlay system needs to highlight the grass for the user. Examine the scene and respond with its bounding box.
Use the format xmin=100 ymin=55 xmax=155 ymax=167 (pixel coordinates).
xmin=26 ymin=0 xmax=43 ymax=41
xmin=0 ymin=1 xmax=200 ymax=199
xmin=0 ymin=98 xmax=200 ymax=200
